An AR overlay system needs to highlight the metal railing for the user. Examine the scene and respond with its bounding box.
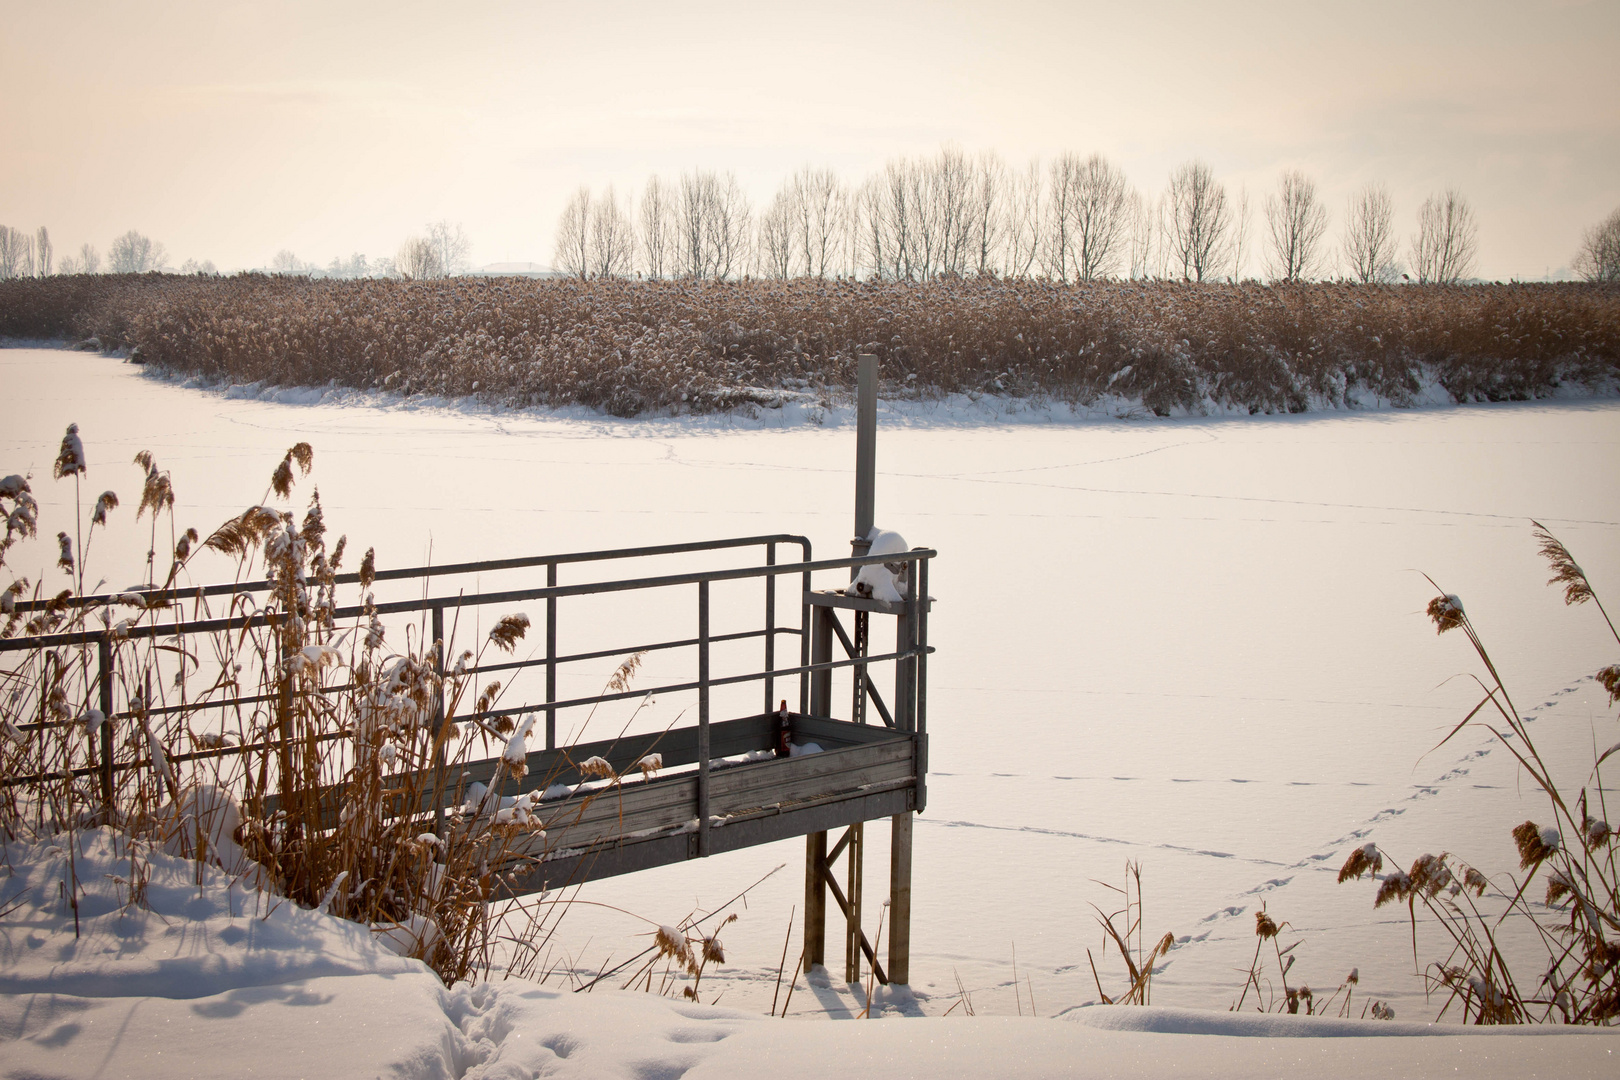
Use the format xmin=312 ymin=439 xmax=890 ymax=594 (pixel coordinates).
xmin=2 ymin=535 xmax=935 ymax=822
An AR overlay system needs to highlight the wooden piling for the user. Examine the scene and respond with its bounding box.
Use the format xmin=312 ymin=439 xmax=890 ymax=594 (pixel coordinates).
xmin=804 ymin=830 xmax=826 ymax=973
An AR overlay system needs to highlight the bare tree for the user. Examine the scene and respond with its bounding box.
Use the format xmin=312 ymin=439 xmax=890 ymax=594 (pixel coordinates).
xmin=968 ymin=150 xmax=1007 ymax=276
xmin=676 ymin=172 xmax=714 ymax=279
xmin=33 ymin=227 xmax=52 ymax=277
xmin=861 ymin=159 xmax=921 ymax=280
xmin=757 ymin=187 xmax=796 ymax=279
xmin=929 ymin=147 xmax=975 ymax=277
xmin=0 ymin=227 xmax=26 ymax=279
xmin=79 ymin=243 xmax=101 ymax=274
xmin=906 ymin=158 xmax=941 ymax=278
xmin=327 ymin=253 xmax=370 ymax=278
xmin=427 ymin=221 xmax=472 ymax=276
xmin=1042 ymin=153 xmax=1081 ymax=281
xmin=395 ymin=237 xmax=442 ymax=279
xmin=1230 ymin=184 xmax=1253 ymax=281
xmin=108 ymin=230 xmax=166 ymax=273
xmin=674 ymin=170 xmax=751 ymax=280
xmin=791 ymin=167 xmax=844 ymax=277
xmin=707 ymin=173 xmax=752 ymax=280
xmin=1572 ymin=206 xmax=1620 ymax=282
xmin=270 ymin=250 xmax=311 ymax=275
xmin=639 ymin=176 xmax=675 ymax=280
xmin=1071 ymin=153 xmax=1131 ymax=280
xmin=1411 ymin=189 xmax=1477 ymax=283
xmin=587 ymin=187 xmax=635 ymax=278
xmin=1127 ymin=190 xmax=1156 ymax=279
xmin=1005 ymin=159 xmax=1043 ymax=278
xmin=1263 ymin=170 xmax=1329 ymax=282
xmin=553 ymin=187 xmax=592 ymax=279
xmin=1164 ymin=161 xmax=1231 ymax=282
xmin=1342 ymin=183 xmax=1397 ymax=283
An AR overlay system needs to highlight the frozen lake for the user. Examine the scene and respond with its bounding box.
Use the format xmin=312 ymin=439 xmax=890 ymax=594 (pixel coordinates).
xmin=4 ymin=346 xmax=1617 ymax=1020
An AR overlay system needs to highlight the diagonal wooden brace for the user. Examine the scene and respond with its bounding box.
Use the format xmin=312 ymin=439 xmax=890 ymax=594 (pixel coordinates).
xmin=827 ymin=610 xmax=895 ymax=728
xmin=816 ymin=855 xmax=888 ymax=985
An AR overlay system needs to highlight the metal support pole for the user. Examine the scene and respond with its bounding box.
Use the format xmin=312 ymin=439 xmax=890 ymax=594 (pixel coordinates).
xmin=545 ymin=562 xmax=557 ymax=750
xmin=432 ymin=605 xmax=446 ymax=838
xmin=810 ymin=606 xmax=833 ymax=718
xmin=764 ymin=542 xmax=775 ymax=713
xmin=852 ymin=353 xmax=877 ymax=569
xmin=804 ymin=830 xmax=826 ymax=973
xmin=697 ymin=580 xmax=710 ymax=857
xmin=97 ymin=636 xmax=113 ymax=807
xmin=889 ymin=811 xmax=913 ymax=985
xmin=845 ymin=822 xmax=864 ymax=984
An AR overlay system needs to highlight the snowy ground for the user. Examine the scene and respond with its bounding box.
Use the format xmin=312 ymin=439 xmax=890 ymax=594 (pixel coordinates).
xmin=4 ymin=831 xmax=1615 ymax=1078
xmin=4 ymin=346 xmax=1619 ymax=1074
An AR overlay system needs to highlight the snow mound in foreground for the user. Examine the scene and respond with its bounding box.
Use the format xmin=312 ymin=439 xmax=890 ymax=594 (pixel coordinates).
xmin=0 ymin=826 xmax=423 ymax=999
xmin=4 ymin=831 xmax=1616 ymax=1080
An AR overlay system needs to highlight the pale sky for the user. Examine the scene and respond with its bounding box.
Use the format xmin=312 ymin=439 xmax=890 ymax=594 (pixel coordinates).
xmin=3 ymin=0 xmax=1616 ymax=279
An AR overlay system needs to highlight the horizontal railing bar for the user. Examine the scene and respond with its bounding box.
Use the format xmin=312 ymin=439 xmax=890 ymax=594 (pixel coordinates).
xmin=10 ymin=624 xmax=805 ymax=732
xmin=0 ymin=728 xmax=355 ymax=788
xmin=474 ymin=626 xmax=799 ymax=677
xmin=12 ymin=534 xmax=813 ymax=613
xmin=1 ymin=640 xmax=934 ymax=770
xmin=463 ymin=644 xmax=935 ymax=722
xmin=0 ymin=549 xmax=934 ymax=653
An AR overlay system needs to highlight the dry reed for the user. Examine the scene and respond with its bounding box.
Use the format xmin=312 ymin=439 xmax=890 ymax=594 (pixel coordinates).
xmin=1338 ymin=524 xmax=1620 ymax=1024
xmin=3 ymin=275 xmax=1616 ymax=418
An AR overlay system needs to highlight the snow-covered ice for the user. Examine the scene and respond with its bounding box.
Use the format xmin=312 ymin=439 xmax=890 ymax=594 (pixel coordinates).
xmin=3 ymin=346 xmax=1619 ymax=1075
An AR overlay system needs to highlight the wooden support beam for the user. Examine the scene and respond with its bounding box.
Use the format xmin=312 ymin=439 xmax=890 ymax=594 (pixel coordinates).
xmin=889 ymin=811 xmax=913 ymax=985
xmin=804 ymin=830 xmax=826 ymax=974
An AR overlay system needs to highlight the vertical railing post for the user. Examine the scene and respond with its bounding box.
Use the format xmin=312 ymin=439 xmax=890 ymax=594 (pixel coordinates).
xmin=696 ymin=580 xmax=710 ymax=857
xmin=895 ymin=557 xmax=916 ymax=735
xmin=799 ymin=551 xmax=812 ymax=714
xmin=97 ymin=635 xmax=114 ymax=808
xmin=431 ymin=604 xmax=446 ymax=838
xmin=545 ymin=562 xmax=557 ymax=750
xmin=891 ymin=550 xmax=921 ymax=985
xmin=915 ymin=556 xmax=929 ymax=813
xmin=764 ymin=543 xmax=775 ymax=713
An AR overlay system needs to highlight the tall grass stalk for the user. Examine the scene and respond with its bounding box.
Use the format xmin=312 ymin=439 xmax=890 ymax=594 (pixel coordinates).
xmin=1339 ymin=523 xmax=1620 ymax=1024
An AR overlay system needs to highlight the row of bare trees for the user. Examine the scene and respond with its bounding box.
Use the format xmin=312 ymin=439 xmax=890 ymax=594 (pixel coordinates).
xmin=553 ymin=151 xmax=1497 ymax=285
xmin=0 ymin=227 xmax=53 ymax=279
xmin=0 ymin=228 xmax=171 ymax=278
xmin=269 ymin=221 xmax=471 ymax=280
